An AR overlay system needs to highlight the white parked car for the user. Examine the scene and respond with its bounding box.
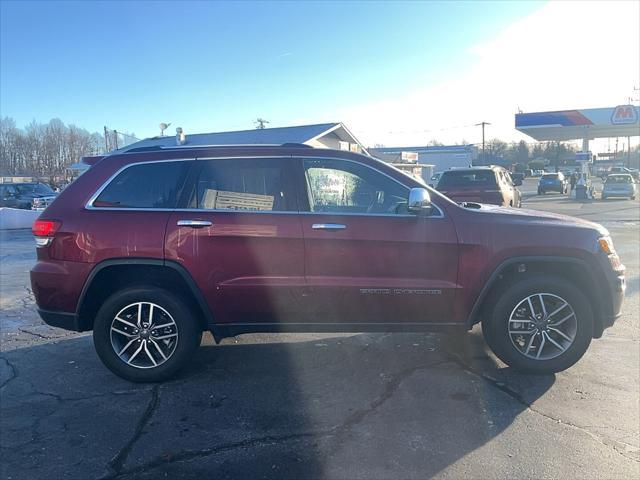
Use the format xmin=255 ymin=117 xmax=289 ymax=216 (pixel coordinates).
xmin=601 ymin=174 xmax=636 ymax=200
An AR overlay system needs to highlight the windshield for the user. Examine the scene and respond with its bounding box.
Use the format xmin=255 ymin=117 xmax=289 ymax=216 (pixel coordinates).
xmin=541 ymin=174 xmax=559 ymax=179
xmin=14 ymin=183 xmax=54 ymax=195
xmin=438 ymin=170 xmax=497 ymax=188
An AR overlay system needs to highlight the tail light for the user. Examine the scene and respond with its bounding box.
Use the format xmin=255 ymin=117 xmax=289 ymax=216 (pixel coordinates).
xmin=32 ymin=219 xmax=61 ymax=247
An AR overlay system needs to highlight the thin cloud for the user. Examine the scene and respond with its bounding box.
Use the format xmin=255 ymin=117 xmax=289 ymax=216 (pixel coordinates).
xmin=334 ymin=1 xmax=640 ymax=148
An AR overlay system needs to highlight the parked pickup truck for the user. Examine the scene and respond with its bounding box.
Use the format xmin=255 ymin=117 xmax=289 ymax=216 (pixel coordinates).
xmin=31 ymin=144 xmax=625 ymax=381
xmin=0 ymin=182 xmax=57 ymax=210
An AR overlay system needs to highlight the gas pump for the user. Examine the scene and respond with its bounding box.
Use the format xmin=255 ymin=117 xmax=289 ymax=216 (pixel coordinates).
xmin=574 ymin=151 xmax=592 ymax=199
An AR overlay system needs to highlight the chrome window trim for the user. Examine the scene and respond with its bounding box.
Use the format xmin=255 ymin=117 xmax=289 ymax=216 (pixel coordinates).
xmin=85 ymin=154 xmax=445 ymax=219
xmin=85 ymin=156 xmax=285 ymax=211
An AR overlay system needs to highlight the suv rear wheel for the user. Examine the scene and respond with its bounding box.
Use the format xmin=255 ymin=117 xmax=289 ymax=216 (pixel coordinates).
xmin=482 ymin=275 xmax=593 ymax=373
xmin=93 ymin=287 xmax=201 ymax=382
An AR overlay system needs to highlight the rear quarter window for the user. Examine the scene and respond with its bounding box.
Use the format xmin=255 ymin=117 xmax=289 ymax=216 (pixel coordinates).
xmin=93 ymin=161 xmax=191 ymax=208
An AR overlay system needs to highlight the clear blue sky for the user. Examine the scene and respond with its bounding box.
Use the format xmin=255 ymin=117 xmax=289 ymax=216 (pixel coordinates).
xmin=1 ymin=0 xmax=543 ymax=138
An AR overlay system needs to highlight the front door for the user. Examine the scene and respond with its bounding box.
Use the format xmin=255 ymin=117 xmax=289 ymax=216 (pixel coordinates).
xmin=165 ymin=157 xmax=305 ymax=325
xmin=298 ymin=157 xmax=459 ymax=325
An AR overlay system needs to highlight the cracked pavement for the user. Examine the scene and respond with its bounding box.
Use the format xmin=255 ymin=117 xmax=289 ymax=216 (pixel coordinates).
xmin=1 ymin=190 xmax=639 ymax=479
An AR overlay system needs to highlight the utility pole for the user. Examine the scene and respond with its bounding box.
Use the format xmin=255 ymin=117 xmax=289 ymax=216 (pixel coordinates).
xmin=628 ymin=92 xmax=638 ymax=168
xmin=475 ymin=122 xmax=491 ymax=165
xmin=104 ymin=126 xmax=109 ymax=151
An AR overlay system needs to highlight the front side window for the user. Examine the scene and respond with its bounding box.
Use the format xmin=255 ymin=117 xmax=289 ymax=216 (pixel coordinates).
xmin=303 ymin=158 xmax=409 ymax=215
xmin=189 ymin=158 xmax=294 ymax=212
xmin=93 ymin=161 xmax=191 ymax=208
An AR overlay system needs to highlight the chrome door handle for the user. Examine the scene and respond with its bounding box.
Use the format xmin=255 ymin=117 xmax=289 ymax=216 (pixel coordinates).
xmin=177 ymin=220 xmax=212 ymax=228
xmin=312 ymin=223 xmax=346 ymax=230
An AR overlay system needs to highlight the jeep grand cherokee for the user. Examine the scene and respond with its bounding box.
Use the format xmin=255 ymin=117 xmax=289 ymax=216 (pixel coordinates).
xmin=30 ymin=144 xmax=625 ymax=381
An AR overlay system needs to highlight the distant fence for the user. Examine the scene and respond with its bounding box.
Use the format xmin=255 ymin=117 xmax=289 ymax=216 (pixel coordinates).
xmin=103 ymin=127 xmax=139 ymax=151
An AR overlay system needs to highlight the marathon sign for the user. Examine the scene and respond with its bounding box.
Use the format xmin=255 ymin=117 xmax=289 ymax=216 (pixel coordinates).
xmin=516 ymin=105 xmax=640 ymax=141
xmin=611 ymin=105 xmax=638 ymax=125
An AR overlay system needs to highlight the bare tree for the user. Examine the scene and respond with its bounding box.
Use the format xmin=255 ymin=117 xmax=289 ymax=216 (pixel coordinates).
xmin=0 ymin=116 xmax=104 ymax=179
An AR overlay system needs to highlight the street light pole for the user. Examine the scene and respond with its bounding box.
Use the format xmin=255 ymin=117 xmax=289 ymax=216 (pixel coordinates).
xmin=475 ymin=122 xmax=491 ymax=165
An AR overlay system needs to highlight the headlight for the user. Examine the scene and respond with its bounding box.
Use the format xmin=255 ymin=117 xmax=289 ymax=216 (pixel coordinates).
xmin=599 ymin=236 xmax=624 ymax=271
xmin=598 ymin=236 xmax=615 ymax=255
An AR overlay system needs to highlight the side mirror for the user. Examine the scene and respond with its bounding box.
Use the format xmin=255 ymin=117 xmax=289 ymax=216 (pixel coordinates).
xmin=513 ymin=178 xmax=522 ymax=186
xmin=408 ymin=187 xmax=432 ymax=214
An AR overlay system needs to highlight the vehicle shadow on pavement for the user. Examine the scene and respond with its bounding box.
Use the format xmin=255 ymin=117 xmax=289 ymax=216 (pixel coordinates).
xmin=0 ymin=330 xmax=555 ymax=480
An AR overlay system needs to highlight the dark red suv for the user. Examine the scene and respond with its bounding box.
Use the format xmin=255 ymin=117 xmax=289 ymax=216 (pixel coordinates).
xmin=30 ymin=145 xmax=625 ymax=381
xmin=437 ymin=166 xmax=522 ymax=207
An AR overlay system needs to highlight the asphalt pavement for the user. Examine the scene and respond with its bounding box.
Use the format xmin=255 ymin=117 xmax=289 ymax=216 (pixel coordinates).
xmin=1 ymin=186 xmax=639 ymax=480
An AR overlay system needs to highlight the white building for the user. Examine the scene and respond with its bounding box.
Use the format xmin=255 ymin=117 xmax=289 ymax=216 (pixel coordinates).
xmin=116 ymin=122 xmax=368 ymax=154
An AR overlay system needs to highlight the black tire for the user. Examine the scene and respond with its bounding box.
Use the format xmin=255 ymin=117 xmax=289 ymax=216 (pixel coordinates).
xmin=601 ymin=194 xmax=607 ymax=200
xmin=482 ymin=275 xmax=593 ymax=373
xmin=93 ymin=287 xmax=202 ymax=382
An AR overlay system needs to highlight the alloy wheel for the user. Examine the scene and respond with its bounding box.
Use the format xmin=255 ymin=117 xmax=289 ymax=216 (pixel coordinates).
xmin=110 ymin=302 xmax=179 ymax=369
xmin=508 ymin=293 xmax=577 ymax=361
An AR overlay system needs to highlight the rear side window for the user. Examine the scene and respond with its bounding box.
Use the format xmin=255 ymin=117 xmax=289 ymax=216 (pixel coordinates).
xmin=438 ymin=170 xmax=497 ymax=188
xmin=188 ymin=158 xmax=295 ymax=212
xmin=1 ymin=185 xmax=17 ymax=196
xmin=93 ymin=161 xmax=191 ymax=208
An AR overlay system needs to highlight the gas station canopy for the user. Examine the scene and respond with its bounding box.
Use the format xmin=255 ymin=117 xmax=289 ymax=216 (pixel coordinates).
xmin=516 ymin=105 xmax=640 ymax=141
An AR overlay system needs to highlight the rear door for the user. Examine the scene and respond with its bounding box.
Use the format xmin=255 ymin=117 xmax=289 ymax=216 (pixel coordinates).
xmin=165 ymin=157 xmax=305 ymax=325
xmin=297 ymin=157 xmax=459 ymax=325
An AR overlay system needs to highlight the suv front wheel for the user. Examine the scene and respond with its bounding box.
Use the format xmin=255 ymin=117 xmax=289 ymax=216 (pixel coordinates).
xmin=482 ymin=275 xmax=593 ymax=373
xmin=93 ymin=287 xmax=201 ymax=382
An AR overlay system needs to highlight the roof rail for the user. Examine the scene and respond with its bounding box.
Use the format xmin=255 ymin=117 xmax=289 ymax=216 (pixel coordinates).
xmin=157 ymin=143 xmax=314 ymax=149
xmin=158 ymin=143 xmax=282 ymax=149
xmin=123 ymin=146 xmax=164 ymax=153
xmin=280 ymin=143 xmax=313 ymax=148
xmin=114 ymin=142 xmax=318 ymax=155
